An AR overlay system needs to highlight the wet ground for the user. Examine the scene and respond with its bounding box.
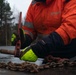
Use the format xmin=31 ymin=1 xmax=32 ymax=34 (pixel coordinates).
xmin=0 ymin=46 xmax=76 ymax=75
xmin=0 ymin=67 xmax=76 ymax=75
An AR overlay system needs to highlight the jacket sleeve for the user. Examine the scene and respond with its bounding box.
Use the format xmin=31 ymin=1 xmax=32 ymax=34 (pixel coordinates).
xmin=31 ymin=1 xmax=76 ymax=58
xmin=56 ymin=0 xmax=76 ymax=45
xmin=22 ymin=1 xmax=37 ymax=40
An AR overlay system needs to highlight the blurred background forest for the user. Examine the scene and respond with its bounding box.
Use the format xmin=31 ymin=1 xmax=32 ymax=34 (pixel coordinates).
xmin=0 ymin=0 xmax=23 ymax=46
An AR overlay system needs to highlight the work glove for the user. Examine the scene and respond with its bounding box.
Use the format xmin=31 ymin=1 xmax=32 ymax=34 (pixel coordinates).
xmin=11 ymin=32 xmax=20 ymax=46
xmin=11 ymin=29 xmax=25 ymax=47
xmin=20 ymin=47 xmax=38 ymax=62
xmin=11 ymin=29 xmax=32 ymax=49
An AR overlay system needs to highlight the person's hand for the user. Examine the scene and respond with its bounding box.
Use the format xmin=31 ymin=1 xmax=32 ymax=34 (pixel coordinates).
xmin=11 ymin=29 xmax=25 ymax=46
xmin=20 ymin=47 xmax=38 ymax=62
xmin=11 ymin=28 xmax=32 ymax=49
xmin=11 ymin=32 xmax=20 ymax=46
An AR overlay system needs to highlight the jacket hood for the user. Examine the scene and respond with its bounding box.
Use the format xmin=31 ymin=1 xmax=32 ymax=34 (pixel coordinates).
xmin=34 ymin=0 xmax=69 ymax=5
xmin=46 ymin=0 xmax=53 ymax=5
xmin=34 ymin=0 xmax=53 ymax=4
xmin=46 ymin=0 xmax=70 ymax=5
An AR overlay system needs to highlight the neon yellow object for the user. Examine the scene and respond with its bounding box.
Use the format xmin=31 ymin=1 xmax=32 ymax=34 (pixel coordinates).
xmin=20 ymin=48 xmax=38 ymax=62
xmin=11 ymin=34 xmax=16 ymax=42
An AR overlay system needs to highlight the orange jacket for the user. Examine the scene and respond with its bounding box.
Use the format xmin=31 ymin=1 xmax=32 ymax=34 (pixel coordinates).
xmin=22 ymin=0 xmax=76 ymax=45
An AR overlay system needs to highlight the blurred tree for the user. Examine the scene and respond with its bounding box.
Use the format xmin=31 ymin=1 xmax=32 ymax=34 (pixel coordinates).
xmin=0 ymin=0 xmax=15 ymax=45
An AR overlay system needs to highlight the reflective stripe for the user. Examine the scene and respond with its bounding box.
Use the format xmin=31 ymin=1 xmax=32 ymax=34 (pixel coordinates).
xmin=37 ymin=34 xmax=49 ymax=38
xmin=24 ymin=30 xmax=33 ymax=39
xmin=34 ymin=34 xmax=49 ymax=42
xmin=24 ymin=21 xmax=34 ymax=28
